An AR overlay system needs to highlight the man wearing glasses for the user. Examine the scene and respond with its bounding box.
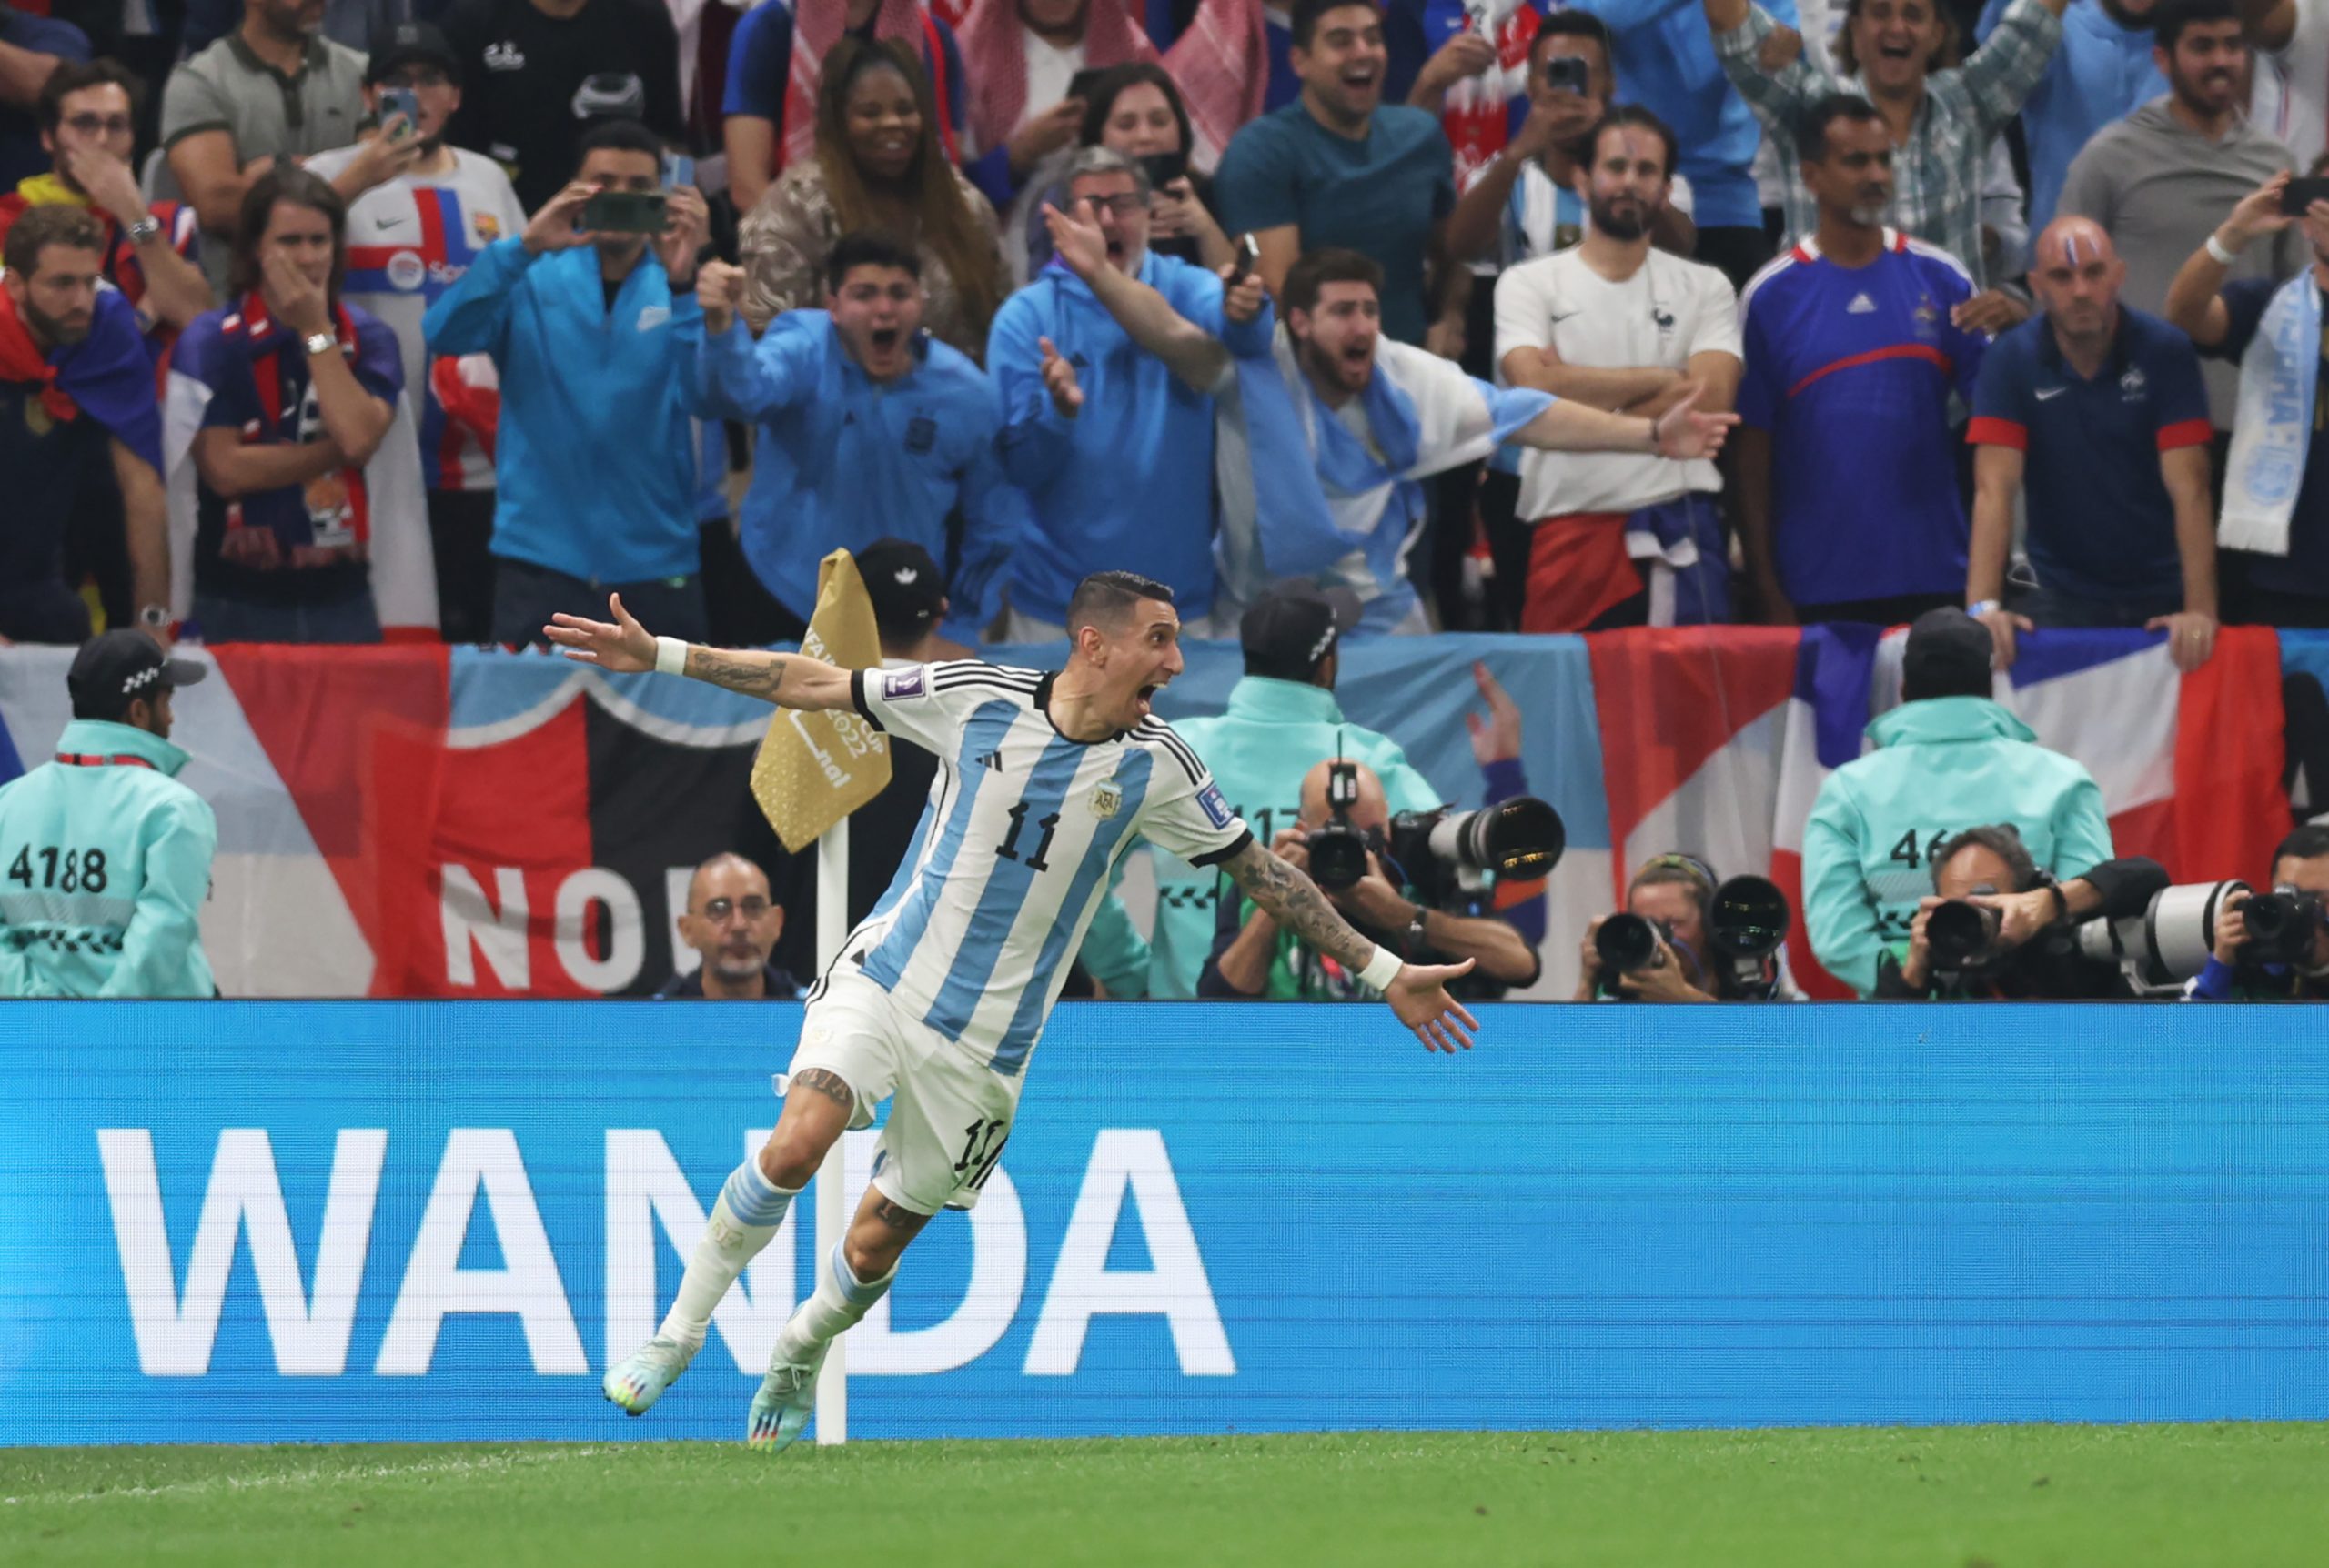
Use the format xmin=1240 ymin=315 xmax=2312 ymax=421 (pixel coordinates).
xmin=988 ymin=146 xmax=1270 ymax=641
xmin=655 ymin=852 xmax=800 ymax=1000
xmin=0 ymin=60 xmax=212 ymax=348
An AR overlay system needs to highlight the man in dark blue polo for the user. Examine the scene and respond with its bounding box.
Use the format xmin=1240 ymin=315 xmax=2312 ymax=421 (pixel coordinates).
xmin=1966 ymin=215 xmax=2218 ymax=669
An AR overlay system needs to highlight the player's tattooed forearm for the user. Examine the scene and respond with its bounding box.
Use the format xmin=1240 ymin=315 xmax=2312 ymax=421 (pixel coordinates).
xmin=791 ymin=1068 xmax=854 ymax=1110
xmin=684 ymin=647 xmax=789 ymax=700
xmin=870 ymin=1198 xmax=929 ymax=1232
xmin=1225 ymin=839 xmax=1377 ymax=974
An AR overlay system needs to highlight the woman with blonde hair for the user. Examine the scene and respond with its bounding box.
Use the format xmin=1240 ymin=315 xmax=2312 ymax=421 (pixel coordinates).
xmin=738 ymin=36 xmax=1004 ymax=359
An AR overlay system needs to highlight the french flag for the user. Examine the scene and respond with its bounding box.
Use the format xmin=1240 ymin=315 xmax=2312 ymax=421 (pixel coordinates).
xmin=1596 ymin=627 xmax=2290 ymax=999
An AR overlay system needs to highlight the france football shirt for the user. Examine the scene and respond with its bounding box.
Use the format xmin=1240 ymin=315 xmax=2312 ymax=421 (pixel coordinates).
xmin=844 ymin=661 xmax=1253 ymax=1075
xmin=1738 ymin=229 xmax=1988 ymax=608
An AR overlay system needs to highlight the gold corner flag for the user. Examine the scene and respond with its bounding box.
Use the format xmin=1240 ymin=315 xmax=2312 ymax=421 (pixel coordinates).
xmin=751 ymin=548 xmax=893 ymax=852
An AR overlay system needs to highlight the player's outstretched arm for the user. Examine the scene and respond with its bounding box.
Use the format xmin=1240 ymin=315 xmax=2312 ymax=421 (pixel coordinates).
xmin=544 ymin=593 xmax=857 ymax=710
xmin=1221 ymin=838 xmax=1480 ymax=1053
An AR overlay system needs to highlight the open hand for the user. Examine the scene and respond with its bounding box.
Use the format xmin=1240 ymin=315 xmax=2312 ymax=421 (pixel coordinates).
xmin=1038 ymin=334 xmax=1084 ymax=417
xmin=1464 ymin=659 xmax=1521 ymax=765
xmin=1417 ymin=30 xmax=1497 ymax=95
xmin=1650 ymin=381 xmax=1739 ymax=460
xmin=1385 ymin=958 xmax=1479 ymax=1052
xmin=1043 ymin=200 xmax=1109 ymax=281
xmin=2223 ymin=173 xmax=2295 ymax=250
xmin=545 ymin=592 xmax=658 ymax=672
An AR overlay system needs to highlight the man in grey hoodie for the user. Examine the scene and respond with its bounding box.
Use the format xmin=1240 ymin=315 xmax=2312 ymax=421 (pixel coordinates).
xmin=2057 ymin=0 xmax=2298 ymax=427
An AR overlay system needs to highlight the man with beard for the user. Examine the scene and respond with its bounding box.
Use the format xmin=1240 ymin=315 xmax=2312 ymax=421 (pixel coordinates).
xmin=1491 ymin=106 xmax=1741 ymax=632
xmin=1706 ymin=0 xmax=2066 ymax=324
xmin=305 ymin=22 xmax=527 ymax=645
xmin=0 ymin=206 xmax=170 ymax=645
xmin=2060 ymin=0 xmax=2296 ymax=431
xmin=159 ymin=0 xmax=369 ymax=293
xmin=1215 ymin=246 xmax=1737 ymax=633
xmin=1974 ymin=0 xmax=2163 ymax=234
xmin=1965 ymin=216 xmax=2218 ymax=668
xmin=1734 ymin=94 xmax=1990 ymax=627
xmin=654 ymin=853 xmax=800 ymax=1000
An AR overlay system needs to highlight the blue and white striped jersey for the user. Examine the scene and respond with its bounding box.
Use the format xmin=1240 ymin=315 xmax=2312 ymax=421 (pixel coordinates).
xmin=841 ymin=660 xmax=1253 ymax=1074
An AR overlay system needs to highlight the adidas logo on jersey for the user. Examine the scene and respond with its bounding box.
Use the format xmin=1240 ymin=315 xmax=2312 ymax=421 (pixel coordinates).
xmin=1846 ymin=293 xmax=1876 ymax=315
xmin=976 ymin=750 xmax=1004 ymax=772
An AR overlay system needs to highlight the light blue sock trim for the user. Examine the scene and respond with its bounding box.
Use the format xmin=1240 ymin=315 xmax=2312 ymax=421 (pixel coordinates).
xmin=721 ymin=1159 xmax=795 ymax=1228
xmin=830 ymin=1242 xmax=894 ymax=1308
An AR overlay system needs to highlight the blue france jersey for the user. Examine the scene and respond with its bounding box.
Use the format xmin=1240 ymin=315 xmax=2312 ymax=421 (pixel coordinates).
xmin=844 ymin=661 xmax=1253 ymax=1074
xmin=1737 ymin=229 xmax=1988 ymax=607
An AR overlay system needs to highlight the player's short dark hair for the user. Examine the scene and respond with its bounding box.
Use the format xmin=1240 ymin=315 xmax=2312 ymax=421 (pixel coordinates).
xmin=1290 ymin=0 xmax=1382 ymax=51
xmin=2153 ymin=0 xmax=2240 ymax=52
xmin=574 ymin=116 xmax=665 ymax=172
xmin=3 ymin=202 xmax=106 ymax=278
xmin=229 ymin=163 xmax=347 ymax=297
xmin=1282 ymin=247 xmax=1383 ymax=319
xmin=1584 ymin=105 xmax=1677 ymax=181
xmin=1930 ymin=825 xmax=2040 ymax=893
xmin=1066 ymin=571 xmax=1175 ymax=636
xmin=826 ymin=230 xmax=922 ymax=292
xmin=1799 ymin=93 xmax=1885 ymax=163
xmin=2273 ymin=822 xmax=2329 ymax=867
xmin=1529 ymin=11 xmax=1613 ymax=70
xmin=37 ymin=57 xmax=144 ymax=134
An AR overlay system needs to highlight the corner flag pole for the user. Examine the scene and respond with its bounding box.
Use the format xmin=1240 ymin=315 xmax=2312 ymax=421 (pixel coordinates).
xmin=813 ymin=815 xmax=850 ymax=1447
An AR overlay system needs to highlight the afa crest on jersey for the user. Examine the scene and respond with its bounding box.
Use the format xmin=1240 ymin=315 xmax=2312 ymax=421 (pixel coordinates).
xmin=1088 ymin=782 xmax=1123 ymax=820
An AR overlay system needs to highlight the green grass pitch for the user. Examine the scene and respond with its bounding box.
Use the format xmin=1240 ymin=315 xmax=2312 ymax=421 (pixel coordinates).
xmin=5 ymin=1424 xmax=2324 ymax=1567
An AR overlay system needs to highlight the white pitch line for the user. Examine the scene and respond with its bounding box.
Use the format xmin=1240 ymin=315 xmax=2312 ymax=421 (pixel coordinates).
xmin=3 ymin=1443 xmax=627 ymax=1507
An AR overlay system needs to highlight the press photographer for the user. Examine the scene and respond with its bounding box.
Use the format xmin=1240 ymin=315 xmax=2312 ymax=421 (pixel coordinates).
xmin=1197 ymin=759 xmax=1558 ymax=1000
xmin=2184 ymin=825 xmax=2329 ymax=1000
xmin=1578 ymin=855 xmax=1797 ymax=1002
xmin=1875 ymin=825 xmax=2169 ymax=1000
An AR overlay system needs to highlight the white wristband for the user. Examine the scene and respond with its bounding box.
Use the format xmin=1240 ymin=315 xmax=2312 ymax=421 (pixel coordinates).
xmin=2204 ymin=231 xmax=2240 ymax=266
xmin=654 ymin=635 xmax=689 ymax=677
xmin=1357 ymin=944 xmax=1405 ymax=992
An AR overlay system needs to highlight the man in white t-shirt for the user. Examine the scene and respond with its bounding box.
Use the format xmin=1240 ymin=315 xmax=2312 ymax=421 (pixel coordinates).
xmin=306 ymin=22 xmax=528 ymax=644
xmin=2242 ymin=0 xmax=2329 ymax=170
xmin=1493 ymin=104 xmax=1740 ymax=632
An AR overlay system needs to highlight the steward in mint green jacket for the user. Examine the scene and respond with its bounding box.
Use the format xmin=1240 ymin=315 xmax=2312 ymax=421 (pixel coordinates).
xmin=1802 ymin=696 xmax=2113 ymax=997
xmin=0 ymin=717 xmax=217 ymax=998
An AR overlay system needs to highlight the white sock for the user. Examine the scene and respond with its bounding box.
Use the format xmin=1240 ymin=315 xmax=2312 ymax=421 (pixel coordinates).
xmin=656 ymin=1158 xmax=797 ymax=1352
xmin=772 ymin=1241 xmax=895 ymax=1366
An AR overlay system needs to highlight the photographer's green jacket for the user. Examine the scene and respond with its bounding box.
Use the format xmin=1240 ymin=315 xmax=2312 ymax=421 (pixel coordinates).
xmin=1802 ymin=696 xmax=2112 ymax=997
xmin=0 ymin=719 xmax=217 ymax=999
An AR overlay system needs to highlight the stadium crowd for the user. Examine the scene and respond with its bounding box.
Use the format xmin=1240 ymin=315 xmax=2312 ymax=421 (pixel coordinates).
xmin=5 ymin=0 xmax=2329 ymax=1001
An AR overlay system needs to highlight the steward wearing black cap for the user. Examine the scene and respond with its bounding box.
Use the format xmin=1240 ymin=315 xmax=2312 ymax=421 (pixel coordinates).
xmin=1800 ymin=607 xmax=2116 ymax=998
xmin=0 ymin=630 xmax=217 ymax=997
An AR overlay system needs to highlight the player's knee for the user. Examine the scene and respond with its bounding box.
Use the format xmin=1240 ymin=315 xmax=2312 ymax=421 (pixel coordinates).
xmin=842 ymin=1231 xmax=905 ymax=1282
xmin=758 ymin=1129 xmax=829 ymax=1190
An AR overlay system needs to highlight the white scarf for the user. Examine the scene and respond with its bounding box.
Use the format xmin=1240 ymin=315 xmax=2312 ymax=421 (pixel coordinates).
xmin=2222 ymin=270 xmax=2323 ymax=557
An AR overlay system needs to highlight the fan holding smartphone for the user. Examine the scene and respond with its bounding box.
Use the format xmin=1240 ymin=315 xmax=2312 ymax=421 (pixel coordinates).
xmin=1027 ymin=63 xmax=1238 ymax=274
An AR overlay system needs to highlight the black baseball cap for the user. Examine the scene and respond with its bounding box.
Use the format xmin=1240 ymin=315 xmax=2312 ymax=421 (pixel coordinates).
xmin=1901 ymin=607 xmax=1996 ymax=701
xmin=856 ymin=538 xmax=946 ymax=640
xmin=67 ymin=629 xmax=207 ymax=720
xmin=1241 ymin=583 xmax=1361 ymax=680
xmin=367 ymin=21 xmax=461 ymax=85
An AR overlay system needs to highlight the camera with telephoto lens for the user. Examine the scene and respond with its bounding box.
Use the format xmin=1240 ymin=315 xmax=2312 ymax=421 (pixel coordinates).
xmin=1303 ymin=760 xmax=1372 ymax=891
xmin=1707 ymin=874 xmax=1790 ymax=997
xmin=1388 ymin=796 xmax=1565 ymax=907
xmin=1594 ymin=910 xmax=1664 ymax=975
xmin=1925 ymin=893 xmax=2004 ymax=974
xmin=2075 ymin=879 xmax=2248 ymax=996
xmin=2242 ymin=887 xmax=2326 ymax=966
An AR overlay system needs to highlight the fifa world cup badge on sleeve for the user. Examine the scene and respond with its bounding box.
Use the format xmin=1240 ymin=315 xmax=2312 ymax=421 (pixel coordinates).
xmin=1197 ymin=783 xmax=1234 ymax=829
xmin=883 ymin=668 xmax=926 ymax=700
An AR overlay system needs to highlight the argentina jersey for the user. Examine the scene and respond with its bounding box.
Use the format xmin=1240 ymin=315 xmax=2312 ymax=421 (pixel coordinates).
xmin=840 ymin=660 xmax=1252 ymax=1074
